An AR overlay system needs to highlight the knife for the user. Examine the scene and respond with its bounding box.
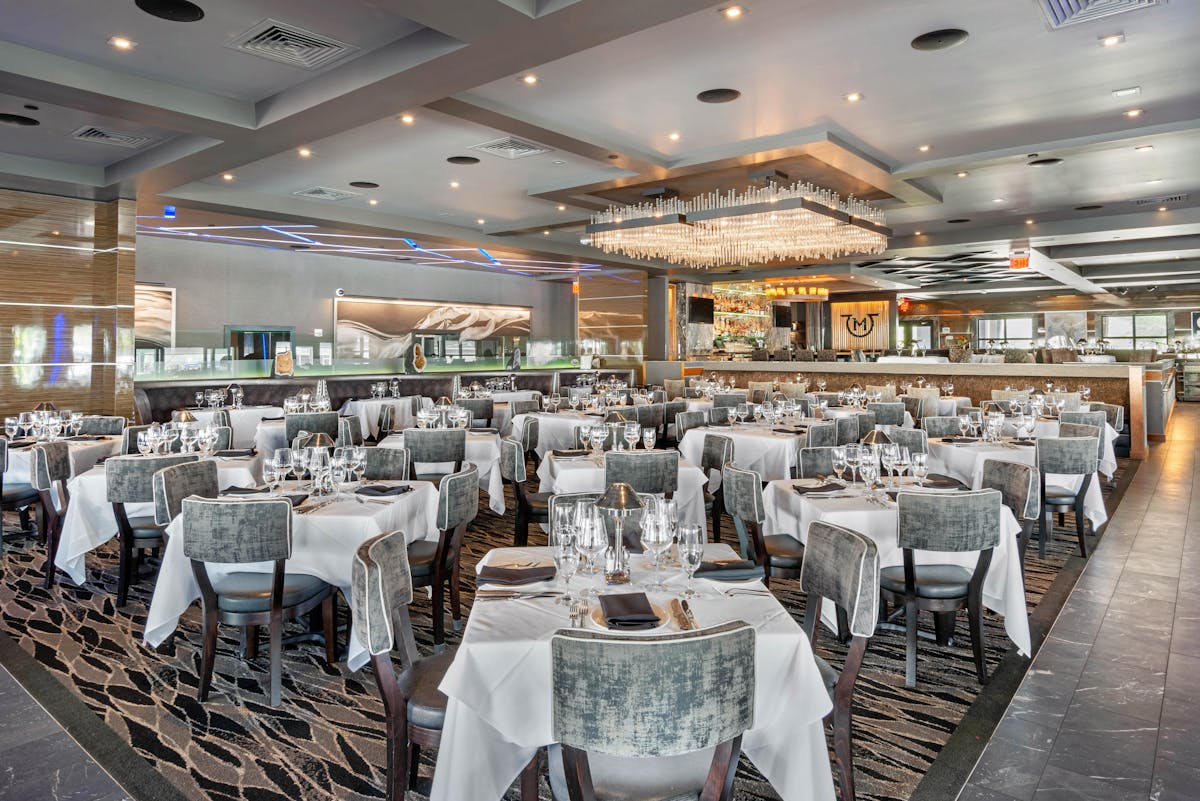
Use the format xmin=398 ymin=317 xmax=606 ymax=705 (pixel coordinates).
xmin=681 ymin=599 xmax=699 ymax=631
xmin=669 ymin=599 xmax=691 ymax=630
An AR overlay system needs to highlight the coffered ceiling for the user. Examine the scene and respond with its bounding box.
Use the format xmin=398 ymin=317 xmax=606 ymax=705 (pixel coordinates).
xmin=0 ymin=0 xmax=1197 ymax=294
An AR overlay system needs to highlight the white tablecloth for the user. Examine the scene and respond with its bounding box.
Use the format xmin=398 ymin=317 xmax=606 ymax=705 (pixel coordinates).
xmin=2 ymin=435 xmax=121 ymax=484
xmin=431 ymin=544 xmax=834 ymax=801
xmin=488 ymin=390 xmax=540 ymax=405
xmin=679 ymin=424 xmax=800 ymax=484
xmin=339 ymin=397 xmax=430 ymax=439
xmin=876 ymin=356 xmax=950 ymax=364
xmin=1078 ymin=355 xmax=1116 ymax=364
xmin=998 ymin=421 xmax=1118 ymax=479
xmin=55 ymin=455 xmax=264 ymax=586
xmin=379 ymin=431 xmax=504 ymax=515
xmin=761 ymin=480 xmax=1030 ymax=655
xmin=819 ymin=407 xmax=914 ymax=429
xmin=927 ymin=440 xmax=1108 ymax=528
xmin=969 ymin=354 xmax=1006 ymax=364
xmin=143 ymin=480 xmax=439 ymax=671
xmin=510 ymin=412 xmax=606 ymax=457
xmin=193 ymin=406 xmax=283 ymax=449
xmin=900 ymin=394 xmax=973 ymax=417
xmin=536 ymin=451 xmax=708 ymax=529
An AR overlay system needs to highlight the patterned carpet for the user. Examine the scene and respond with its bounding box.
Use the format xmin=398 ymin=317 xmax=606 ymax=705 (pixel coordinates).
xmin=0 ymin=462 xmax=1126 ymax=801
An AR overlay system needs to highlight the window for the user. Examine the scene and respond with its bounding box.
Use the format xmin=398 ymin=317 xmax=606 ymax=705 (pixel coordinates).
xmin=1101 ymin=313 xmax=1169 ymax=352
xmin=976 ymin=317 xmax=1035 ymax=349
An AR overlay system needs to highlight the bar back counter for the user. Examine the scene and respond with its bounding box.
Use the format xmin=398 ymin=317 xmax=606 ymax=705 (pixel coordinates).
xmin=646 ymin=359 xmax=1177 ymax=459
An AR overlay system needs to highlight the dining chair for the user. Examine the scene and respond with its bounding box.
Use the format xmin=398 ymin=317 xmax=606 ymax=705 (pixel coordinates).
xmin=801 ymin=521 xmax=880 ymax=801
xmin=980 ymin=400 xmax=1012 ymax=416
xmin=834 ymin=417 xmax=859 ymax=446
xmin=604 ymin=451 xmax=679 ymax=497
xmin=880 ymin=489 xmax=1002 ymax=688
xmin=866 ymin=402 xmax=905 ymax=427
xmin=798 ymin=446 xmax=836 ymax=479
xmin=378 ymin=404 xmax=397 ymax=439
xmin=209 ymin=409 xmax=231 ymax=429
xmin=810 ymin=391 xmax=841 ymax=408
xmin=1089 ymin=402 xmax=1124 ymax=433
xmin=77 ymin=415 xmax=127 ymax=436
xmin=106 ymin=454 xmax=198 ymax=607
xmin=1 ymin=439 xmax=41 ymax=547
xmin=152 ymin=459 xmax=219 ymax=527
xmin=980 ymin=459 xmax=1039 ymax=572
xmin=700 ymin=433 xmax=734 ymax=543
xmin=352 ymin=529 xmax=454 ymax=800
xmin=865 ymin=384 xmax=896 ymax=402
xmin=364 ymin=447 xmax=410 ymax=481
xmin=407 ymin=464 xmax=479 ymax=649
xmin=511 ymin=399 xmax=541 ymax=417
xmin=121 ymin=424 xmax=152 ymax=454
xmin=709 ymin=406 xmax=732 ymax=424
xmin=537 ymin=621 xmax=756 ymax=801
xmin=284 ymin=412 xmax=339 ymax=445
xmin=1036 ymin=435 xmax=1100 ymax=558
xmin=712 ymin=393 xmax=745 ymax=409
xmin=500 ymin=438 xmax=549 ymax=547
xmin=1059 ymin=421 xmax=1104 ymax=464
xmin=180 ymin=497 xmax=337 ymax=706
xmin=662 ymin=399 xmax=687 ymax=444
xmin=404 ymin=429 xmax=466 ymax=485
xmin=31 ymin=442 xmax=71 ymax=588
xmin=519 ymin=416 xmax=541 ymax=468
xmin=887 ymin=427 xmax=928 ymax=455
xmin=603 ymin=411 xmax=631 ymax=425
xmin=991 ymin=390 xmax=1029 ymax=403
xmin=922 ymin=416 xmax=962 ymax=438
xmin=133 ymin=388 xmax=153 ymax=425
xmin=806 ymin=421 xmax=836 ymax=449
xmin=458 ymin=398 xmax=494 ymax=428
xmin=1061 ymin=410 xmax=1107 ymax=433
xmin=675 ymin=410 xmax=708 ymax=440
xmin=663 ymin=378 xmax=685 ymax=399
xmin=722 ymin=464 xmax=804 ymax=587
xmin=900 ymin=396 xmax=924 ymax=425
xmin=337 ymin=416 xmax=365 ymax=448
xmin=854 ymin=412 xmax=876 ymax=440
xmin=211 ymin=426 xmax=233 ymax=451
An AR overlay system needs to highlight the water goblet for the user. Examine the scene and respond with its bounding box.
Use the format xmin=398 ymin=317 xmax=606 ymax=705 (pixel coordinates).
xmin=831 ymin=446 xmax=847 ymax=483
xmin=623 ymin=422 xmax=640 ymax=451
xmin=912 ymin=453 xmax=929 ymax=487
xmin=958 ymin=415 xmax=972 ymax=438
xmin=678 ymin=524 xmax=704 ymax=599
xmin=551 ymin=527 xmax=579 ymax=602
xmin=642 ymin=427 xmax=656 ymax=450
xmin=136 ymin=431 xmax=153 ymax=456
xmin=844 ymin=444 xmax=861 ymax=484
xmin=4 ymin=417 xmax=18 ymax=439
xmin=262 ymin=459 xmax=280 ymax=495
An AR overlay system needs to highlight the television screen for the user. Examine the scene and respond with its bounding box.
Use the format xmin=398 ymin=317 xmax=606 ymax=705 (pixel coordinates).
xmin=773 ymin=305 xmax=792 ymax=328
xmin=689 ymin=296 xmax=715 ymax=324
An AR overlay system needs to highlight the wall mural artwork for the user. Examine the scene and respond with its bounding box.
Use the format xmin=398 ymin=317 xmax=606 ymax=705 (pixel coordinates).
xmin=1045 ymin=311 xmax=1087 ymax=348
xmin=134 ymin=285 xmax=175 ymax=349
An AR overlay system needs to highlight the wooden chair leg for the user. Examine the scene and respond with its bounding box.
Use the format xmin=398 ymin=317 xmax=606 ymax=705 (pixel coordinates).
xmin=431 ymin=581 xmax=445 ymax=649
xmin=450 ymin=566 xmax=462 ymax=632
xmin=408 ymin=743 xmax=421 ymax=789
xmin=711 ymin=493 xmax=724 ymax=544
xmin=116 ymin=535 xmax=133 ymax=608
xmin=198 ymin=607 xmax=218 ymax=702
xmin=323 ymin=593 xmax=338 ymax=665
xmin=519 ymin=751 xmax=540 ymax=801
xmin=1074 ymin=497 xmax=1089 ymax=558
xmin=1038 ymin=507 xmax=1050 ymax=559
xmin=904 ymin=598 xmax=919 ymax=689
xmin=42 ymin=512 xmax=60 ymax=589
xmin=268 ymin=610 xmax=283 ymax=707
xmin=243 ymin=625 xmax=259 ymax=660
xmin=932 ymin=611 xmax=956 ymax=646
xmin=384 ymin=699 xmax=407 ymax=801
xmin=968 ymin=597 xmax=988 ymax=684
xmin=515 ymin=504 xmax=529 ymax=547
xmin=832 ymin=696 xmax=856 ymax=801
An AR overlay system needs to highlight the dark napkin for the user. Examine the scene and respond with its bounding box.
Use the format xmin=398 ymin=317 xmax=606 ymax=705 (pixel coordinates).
xmin=599 ymin=592 xmax=660 ymax=630
xmin=1010 ymin=439 xmax=1037 ymax=447
xmin=216 ymin=448 xmax=256 ymax=458
xmin=220 ymin=486 xmax=267 ymax=496
xmin=8 ymin=440 xmax=37 ymax=450
xmin=773 ymin=427 xmax=807 ymax=435
xmin=476 ymin=564 xmax=557 ymax=586
xmin=355 ymin=484 xmax=413 ymax=497
xmin=260 ymin=416 xmax=284 ymax=422
xmin=65 ymin=434 xmax=107 ymax=442
xmin=793 ymin=482 xmax=844 ymax=495
xmin=695 ymin=560 xmax=766 ymax=582
xmin=941 ymin=437 xmax=978 ymax=444
xmin=706 ymin=421 xmax=732 ymax=428
xmin=552 ymin=449 xmax=590 ymax=458
xmin=922 ymin=474 xmax=965 ymax=489
xmin=469 ymin=428 xmax=499 ymax=435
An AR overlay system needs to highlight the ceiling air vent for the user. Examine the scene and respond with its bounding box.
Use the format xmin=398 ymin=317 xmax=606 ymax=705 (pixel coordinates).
xmin=292 ymin=186 xmax=360 ymax=202
xmin=1134 ymin=193 xmax=1188 ymax=205
xmin=227 ymin=19 xmax=357 ymax=70
xmin=470 ymin=136 xmax=553 ymax=160
xmin=71 ymin=126 xmax=154 ymax=149
xmin=1037 ymin=0 xmax=1158 ymax=29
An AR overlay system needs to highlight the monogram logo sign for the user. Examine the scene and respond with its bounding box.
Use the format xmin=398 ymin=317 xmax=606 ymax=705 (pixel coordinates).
xmin=831 ymin=300 xmax=890 ymax=351
xmin=843 ymin=313 xmax=879 ymax=339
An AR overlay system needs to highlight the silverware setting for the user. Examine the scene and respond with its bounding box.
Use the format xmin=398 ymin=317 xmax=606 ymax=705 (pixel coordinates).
xmin=474 ymin=590 xmax=564 ymax=602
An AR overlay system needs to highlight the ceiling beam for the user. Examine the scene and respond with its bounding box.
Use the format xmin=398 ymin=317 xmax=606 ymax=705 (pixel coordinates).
xmin=1029 ymin=247 xmax=1110 ymax=295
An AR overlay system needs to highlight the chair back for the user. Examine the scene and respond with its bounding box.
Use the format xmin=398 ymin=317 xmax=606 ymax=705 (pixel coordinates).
xmin=811 ymin=391 xmax=840 ymax=408
xmin=663 ymin=399 xmax=687 ymax=428
xmin=458 ymin=397 xmax=494 ymax=427
xmin=887 ymin=426 xmax=928 ymax=455
xmin=437 ymin=463 xmax=479 ymax=532
xmin=352 ymin=529 xmax=414 ymax=655
xmin=867 ymin=402 xmax=904 ymax=427
xmin=721 ymin=464 xmax=765 ymax=525
xmin=712 ymin=393 xmax=745 ymax=409
xmin=991 ymin=389 xmax=1029 ymax=403
xmin=121 ymin=424 xmax=151 ymax=455
xmin=1060 ymin=411 xmax=1106 ymax=430
xmin=778 ymin=382 xmax=808 ymax=399
xmin=865 ymin=384 xmax=896 ymax=402
xmin=980 ymin=400 xmax=1012 ymax=415
xmin=980 ymin=459 xmax=1039 ymax=522
xmin=209 ymin=409 xmax=231 ymax=429
xmin=1047 ymin=391 xmax=1081 ymax=411
xmin=675 ymin=410 xmax=707 ymax=439
xmin=1058 ymin=423 xmax=1104 ymax=461
xmin=801 ymin=521 xmax=880 ymax=637
xmin=1090 ymin=402 xmax=1123 ymax=431
xmin=78 ymin=415 xmax=126 ymax=436
xmin=854 ymin=412 xmax=876 ymax=439
xmin=604 ymin=451 xmax=679 ymax=495
xmin=708 ymin=405 xmax=731 ymax=424
xmin=212 ymin=426 xmax=233 ymax=451
xmin=181 ymin=497 xmax=292 ymax=563
xmin=806 ymin=421 xmax=836 ymax=448
xmin=405 ymin=428 xmax=466 ymax=470
xmin=284 ymin=412 xmax=338 ymax=444
xmin=922 ymin=416 xmax=961 ymax=438
xmin=834 ymin=416 xmax=859 ymax=446
xmin=511 ymin=399 xmax=540 ymax=417
xmin=378 ymin=404 xmax=396 ymax=437
xmin=603 ymin=411 xmax=630 ymax=424
xmin=663 ymin=378 xmax=685 ymax=399
xmin=106 ymin=454 xmax=197 ymax=504
xmin=519 ymin=416 xmax=540 ymax=454
xmin=699 ymin=433 xmax=734 ymax=478
xmin=649 ymin=389 xmax=667 ymax=405
xmin=897 ymin=489 xmax=1002 ymax=552
xmin=900 ymin=395 xmax=923 ymax=423
xmin=798 ymin=446 xmax=835 ymax=479
xmin=1037 ymin=435 xmax=1099 ymax=476
xmin=499 ymin=437 xmax=527 ymax=484
xmin=337 ymin=417 xmax=364 ymax=447
xmin=551 ymin=621 xmax=755 ymax=758
xmin=363 ymin=447 xmax=409 ymax=481
xmin=31 ymin=442 xmax=71 ymax=491
xmin=153 ymin=459 xmax=219 ymax=526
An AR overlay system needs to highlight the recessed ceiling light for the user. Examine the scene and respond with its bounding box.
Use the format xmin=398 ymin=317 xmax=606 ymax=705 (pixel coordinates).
xmin=1025 ymin=219 xmax=1034 ymax=225
xmin=955 ymin=170 xmax=969 ymax=178
xmin=221 ymin=173 xmax=234 ymax=181
xmin=993 ymin=197 xmax=1005 ymax=203
xmin=447 ymin=155 xmax=480 ymax=165
xmin=910 ymin=28 xmax=969 ymax=51
xmin=668 ymin=132 xmax=680 ymax=141
xmin=1158 ymin=206 xmax=1168 ymax=212
xmin=543 ymin=230 xmax=551 ymax=236
xmin=135 ymin=0 xmax=205 ymax=22
xmin=720 ymin=5 xmax=744 ymax=20
xmin=1134 ymin=145 xmax=1154 ymax=152
xmin=476 ymin=218 xmax=486 ymax=225
xmin=107 ymin=35 xmax=136 ymax=50
xmin=349 ymin=181 xmax=379 ymax=189
xmin=552 ymin=160 xmax=566 ymax=165
xmin=51 ymin=230 xmax=60 ymax=236
xmin=844 ymin=92 xmax=863 ymax=103
xmin=696 ymin=88 xmax=741 ymax=104
xmin=914 ymin=230 xmax=922 ymax=235
xmin=522 ymin=74 xmax=538 ymax=86
xmin=1112 ymin=86 xmax=1141 ymax=98
xmin=557 ymin=204 xmax=567 ymax=211
xmin=449 ymin=181 xmax=460 ymax=188
xmin=298 ymin=147 xmax=312 ymax=157
xmin=1146 ymin=178 xmax=1164 ymax=184
xmin=1124 ymin=108 xmax=1144 ymax=118
xmin=1100 ymin=33 xmax=1124 ymax=47
xmin=399 ymin=113 xmax=415 ymax=125
xmin=368 ymin=199 xmax=378 ymax=206
xmin=917 ymin=144 xmax=931 ymax=152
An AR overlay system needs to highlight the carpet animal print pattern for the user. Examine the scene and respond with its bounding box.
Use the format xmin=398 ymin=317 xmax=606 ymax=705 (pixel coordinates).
xmin=0 ymin=465 xmax=1124 ymax=801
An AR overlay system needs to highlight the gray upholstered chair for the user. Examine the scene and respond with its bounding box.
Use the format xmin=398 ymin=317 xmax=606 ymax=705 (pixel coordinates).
xmin=798 ymin=446 xmax=836 ymax=479
xmin=662 ymin=400 xmax=687 ymax=443
xmin=458 ymin=397 xmax=494 ymax=428
xmin=922 ymin=416 xmax=962 ymax=439
xmin=1059 ymin=421 xmax=1104 ymax=465
xmin=152 ymin=459 xmax=219 ymax=527
xmin=519 ymin=415 xmax=541 ymax=467
xmin=834 ymin=416 xmax=859 ymax=446
xmin=106 ymin=454 xmax=198 ymax=607
xmin=209 ymin=409 xmax=231 ymax=429
xmin=404 ymin=428 xmax=466 ymax=485
xmin=711 ymin=392 xmax=746 ymax=409
xmin=980 ymin=400 xmax=1012 ymax=416
xmin=801 ymin=521 xmax=880 ymax=801
xmin=663 ymin=378 xmax=685 ymax=399
xmin=352 ymin=529 xmax=453 ymax=800
xmin=31 ymin=442 xmax=71 ymax=587
xmin=364 ymin=447 xmax=410 ymax=481
xmin=1036 ymin=435 xmax=1099 ymax=558
xmin=1061 ymin=411 xmax=1107 ymax=432
xmin=1090 ymin=402 xmax=1124 ymax=433
xmin=537 ymin=621 xmax=756 ymax=801
xmin=77 ymin=415 xmax=126 ymax=435
xmin=722 ymin=464 xmax=804 ymax=587
xmin=500 ymin=438 xmax=548 ymax=546
xmin=708 ymin=405 xmax=731 ymax=424
xmin=699 ymin=433 xmax=734 ymax=543
xmin=407 ymin=464 xmax=479 ymax=648
xmin=211 ymin=425 xmax=233 ymax=451
xmin=980 ymin=459 xmax=1039 ymax=572
xmin=511 ymin=399 xmax=541 ymax=417
xmin=133 ymin=388 xmax=153 ymax=425
xmin=675 ymin=410 xmax=707 ymax=440
xmin=867 ymin=402 xmax=905 ymax=427
xmin=1 ymin=439 xmax=41 ymax=547
xmin=338 ymin=416 xmax=365 ymax=448
xmin=881 ymin=489 xmax=1002 ymax=688
xmin=811 ymin=391 xmax=841 ymax=408
xmin=806 ymin=421 xmax=836 ymax=449
xmin=284 ymin=412 xmax=339 ymax=445
xmin=605 ymin=451 xmax=679 ymax=497
xmin=180 ymin=497 xmax=336 ymax=706
xmin=854 ymin=411 xmax=876 ymax=440
xmin=121 ymin=424 xmax=152 ymax=454
xmin=378 ymin=404 xmax=397 ymax=439
xmin=887 ymin=426 xmax=928 ymax=455
xmin=900 ymin=395 xmax=924 ymax=425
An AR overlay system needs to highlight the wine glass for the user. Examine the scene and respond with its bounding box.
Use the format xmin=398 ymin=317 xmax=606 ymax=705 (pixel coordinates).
xmin=4 ymin=417 xmax=18 ymax=439
xmin=969 ymin=410 xmax=983 ymax=437
xmin=912 ymin=453 xmax=929 ymax=487
xmin=262 ymin=458 xmax=280 ymax=495
xmin=844 ymin=444 xmax=861 ymax=484
xmin=577 ymin=425 xmax=591 ymax=453
xmin=350 ymin=445 xmax=367 ymax=483
xmin=569 ymin=394 xmax=580 ymax=412
xmin=194 ymin=391 xmax=204 ymax=408
xmin=753 ymin=404 xmax=765 ymax=425
xmin=678 ymin=524 xmax=704 ymax=599
xmin=69 ymin=412 xmax=83 ymax=437
xmin=308 ymin=448 xmax=331 ymax=496
xmin=549 ymin=393 xmax=561 ymax=412
xmin=551 ymin=526 xmax=579 ymax=602
xmin=817 ymin=379 xmax=827 ymax=392
xmin=274 ymin=448 xmax=294 ymax=481
xmin=640 ymin=515 xmax=673 ymax=591
xmin=180 ymin=425 xmax=199 ymax=453
xmin=735 ymin=403 xmax=748 ymax=426
xmin=590 ymin=424 xmax=608 ymax=454
xmin=331 ymin=458 xmax=349 ymax=500
xmin=893 ymin=446 xmax=911 ymax=482
xmin=293 ymin=448 xmax=311 ymax=488
xmin=859 ymin=460 xmax=878 ymax=499
xmin=642 ymin=427 xmax=656 ymax=450
xmin=958 ymin=415 xmax=972 ymax=438
xmin=831 ymin=446 xmax=847 ymax=483
xmin=880 ymin=444 xmax=897 ymax=486
xmin=623 ymin=422 xmax=640 ymax=451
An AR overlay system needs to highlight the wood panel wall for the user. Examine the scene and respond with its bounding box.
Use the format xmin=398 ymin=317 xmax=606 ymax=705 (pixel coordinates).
xmin=577 ymin=271 xmax=647 ymax=358
xmin=0 ymin=189 xmax=135 ymax=418
xmin=831 ymin=300 xmax=890 ymax=351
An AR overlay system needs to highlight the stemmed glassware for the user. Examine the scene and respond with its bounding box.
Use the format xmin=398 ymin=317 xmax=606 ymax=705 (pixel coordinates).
xmin=641 ymin=426 xmax=656 ymax=450
xmin=817 ymin=379 xmax=827 ymax=392
xmin=735 ymin=403 xmax=749 ymax=426
xmin=4 ymin=417 xmax=17 ymax=439
xmin=589 ymin=424 xmax=608 ymax=455
xmin=859 ymin=459 xmax=879 ymax=500
xmin=640 ymin=508 xmax=674 ymax=592
xmin=136 ymin=431 xmax=152 ymax=456
xmin=958 ymin=415 xmax=972 ymax=438
xmin=912 ymin=453 xmax=929 ymax=487
xmin=831 ymin=446 xmax=847 ymax=483
xmin=350 ymin=446 xmax=367 ymax=483
xmin=880 ymin=443 xmax=897 ymax=486
xmin=574 ymin=502 xmax=605 ymax=600
xmin=844 ymin=444 xmax=861 ymax=485
xmin=180 ymin=425 xmax=199 ymax=453
xmin=678 ymin=524 xmax=704 ymax=599
xmin=623 ymin=422 xmax=640 ymax=451
xmin=551 ymin=523 xmax=579 ymax=603
xmin=308 ymin=448 xmax=331 ymax=495
xmin=69 ymin=412 xmax=83 ymax=437
xmin=293 ymin=448 xmax=311 ymax=489
xmin=262 ymin=458 xmax=280 ymax=495
xmin=274 ymin=448 xmax=294 ymax=484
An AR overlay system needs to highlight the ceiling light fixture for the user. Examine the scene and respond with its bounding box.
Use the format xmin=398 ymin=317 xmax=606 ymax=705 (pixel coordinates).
xmin=477 ymin=218 xmax=486 ymax=225
xmin=993 ymin=197 xmax=1005 ymax=203
xmin=1112 ymin=86 xmax=1141 ymax=98
xmin=543 ymin=230 xmax=551 ymax=235
xmin=955 ymin=170 xmax=969 ymax=178
xmin=298 ymin=147 xmax=312 ymax=157
xmin=135 ymin=0 xmax=205 ymax=22
xmin=557 ymin=204 xmax=567 ymax=211
xmin=1134 ymin=145 xmax=1154 ymax=152
xmin=914 ymin=230 xmax=922 ymax=235
xmin=1025 ymin=219 xmax=1034 ymax=224
xmin=1124 ymin=108 xmax=1144 ymax=118
xmin=108 ymin=35 xmax=136 ymax=50
xmin=720 ymin=5 xmax=745 ymax=20
xmin=349 ymin=181 xmax=379 ymax=189
xmin=844 ymin=92 xmax=863 ymax=103
xmin=399 ymin=113 xmax=414 ymax=125
xmin=586 ymin=178 xmax=888 ymax=269
xmin=668 ymin=132 xmax=680 ymax=141
xmin=221 ymin=173 xmax=234 ymax=181
xmin=1100 ymin=33 xmax=1124 ymax=47
xmin=449 ymin=181 xmax=460 ymax=188
xmin=1147 ymin=178 xmax=1164 ymax=184
xmin=910 ymin=28 xmax=969 ymax=51
xmin=368 ymin=199 xmax=378 ymax=206
xmin=552 ymin=160 xmax=566 ymax=165
xmin=917 ymin=144 xmax=931 ymax=152
xmin=762 ymin=283 xmax=830 ymax=301
xmin=522 ymin=74 xmax=538 ymax=85
xmin=1158 ymin=206 xmax=1168 ymax=212
xmin=696 ymin=88 xmax=741 ymax=103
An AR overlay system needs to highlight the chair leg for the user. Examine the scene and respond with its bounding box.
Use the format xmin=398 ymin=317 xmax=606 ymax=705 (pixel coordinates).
xmin=1038 ymin=507 xmax=1050 ymax=559
xmin=1074 ymin=498 xmax=1089 ymax=558
xmin=268 ymin=611 xmax=283 ymax=707
xmin=243 ymin=625 xmax=259 ymax=660
xmin=515 ymin=504 xmax=529 ymax=547
xmin=968 ymin=597 xmax=988 ymax=684
xmin=431 ymin=581 xmax=445 ymax=649
xmin=832 ymin=697 xmax=856 ymax=801
xmin=932 ymin=611 xmax=956 ymax=646
xmin=904 ymin=598 xmax=919 ymax=689
xmin=711 ymin=492 xmax=724 ymax=544
xmin=450 ymin=565 xmax=462 ymax=632
xmin=42 ymin=513 xmax=60 ymax=590
xmin=116 ymin=535 xmax=133 ymax=608
xmin=323 ymin=593 xmax=338 ymax=665
xmin=408 ymin=743 xmax=421 ymax=790
xmin=198 ymin=607 xmax=218 ymax=702
xmin=519 ymin=751 xmax=540 ymax=801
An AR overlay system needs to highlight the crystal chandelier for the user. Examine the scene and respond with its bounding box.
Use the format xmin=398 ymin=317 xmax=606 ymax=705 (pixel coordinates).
xmin=584 ymin=179 xmax=889 ymax=269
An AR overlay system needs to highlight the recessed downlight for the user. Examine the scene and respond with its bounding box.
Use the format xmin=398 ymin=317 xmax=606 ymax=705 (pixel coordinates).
xmin=1112 ymin=86 xmax=1141 ymax=98
xmin=107 ymin=36 xmax=136 ymax=50
xmin=557 ymin=204 xmax=567 ymax=211
xmin=993 ymin=197 xmax=1005 ymax=203
xmin=447 ymin=155 xmax=480 ymax=165
xmin=368 ymin=199 xmax=378 ymax=206
xmin=1134 ymin=145 xmax=1154 ymax=152
xmin=0 ymin=113 xmax=40 ymax=126
xmin=135 ymin=0 xmax=205 ymax=21
xmin=1028 ymin=157 xmax=1063 ymax=166
xmin=449 ymin=181 xmax=460 ymax=189
xmin=1075 ymin=204 xmax=1103 ymax=211
xmin=607 ymin=154 xmax=620 ymax=160
xmin=668 ymin=132 xmax=680 ymax=141
xmin=844 ymin=92 xmax=863 ymax=103
xmin=476 ymin=218 xmax=486 ymax=225
xmin=221 ymin=173 xmax=234 ymax=181
xmin=947 ymin=218 xmax=970 ymax=223
xmin=297 ymin=147 xmax=312 ymax=157
xmin=1100 ymin=33 xmax=1124 ymax=47
xmin=917 ymin=144 xmax=931 ymax=152
xmin=522 ymin=74 xmax=538 ymax=86
xmin=955 ymin=170 xmax=969 ymax=178
xmin=696 ymin=88 xmax=741 ymax=103
xmin=1025 ymin=219 xmax=1034 ymax=225
xmin=720 ymin=5 xmax=745 ymax=20
xmin=1124 ymin=108 xmax=1144 ymax=118
xmin=543 ymin=230 xmax=551 ymax=236
xmin=399 ymin=114 xmax=415 ymax=125
xmin=349 ymin=181 xmax=379 ymax=189
xmin=911 ymin=28 xmax=969 ymax=51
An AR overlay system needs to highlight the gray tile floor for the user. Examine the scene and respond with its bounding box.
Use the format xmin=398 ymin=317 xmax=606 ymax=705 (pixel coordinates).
xmin=959 ymin=404 xmax=1200 ymax=801
xmin=0 ymin=664 xmax=131 ymax=801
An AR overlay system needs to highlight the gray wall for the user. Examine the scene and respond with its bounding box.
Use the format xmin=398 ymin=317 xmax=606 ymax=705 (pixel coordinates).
xmin=136 ymin=234 xmax=577 ymax=351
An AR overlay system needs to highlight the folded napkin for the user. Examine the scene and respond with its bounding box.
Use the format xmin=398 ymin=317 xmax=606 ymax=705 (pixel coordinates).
xmin=599 ymin=592 xmax=660 ymax=630
xmin=706 ymin=421 xmax=732 ymax=428
xmin=922 ymin=474 xmax=965 ymax=489
xmin=551 ymin=449 xmax=590 ymax=458
xmin=941 ymin=437 xmax=978 ymax=444
xmin=220 ymin=487 xmax=306 ymax=506
xmin=220 ymin=486 xmax=268 ymax=496
xmin=216 ymin=448 xmax=256 ymax=458
xmin=260 ymin=416 xmax=284 ymax=423
xmin=1010 ymin=439 xmax=1037 ymax=447
xmin=65 ymin=434 xmax=107 ymax=441
xmin=476 ymin=564 xmax=557 ymax=586
xmin=695 ymin=560 xmax=766 ymax=582
xmin=283 ymin=493 xmax=309 ymax=507
xmin=793 ymin=482 xmax=844 ymax=495
xmin=355 ymin=484 xmax=412 ymax=497
xmin=773 ymin=428 xmax=805 ymax=435
xmin=8 ymin=440 xmax=37 ymax=450
xmin=469 ymin=428 xmax=499 ymax=435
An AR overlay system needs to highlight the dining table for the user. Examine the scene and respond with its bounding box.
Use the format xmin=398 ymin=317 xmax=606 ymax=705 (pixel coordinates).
xmin=431 ymin=544 xmax=835 ymax=801
xmin=818 ymin=407 xmax=915 ymax=428
xmin=54 ymin=452 xmax=264 ymax=586
xmin=378 ymin=430 xmax=505 ymax=515
xmin=191 ymin=405 xmax=283 ymax=448
xmin=897 ymin=393 xmax=973 ymax=417
xmin=2 ymin=434 xmax=121 ymax=484
xmin=762 ymin=477 xmax=1031 ymax=656
xmin=998 ymin=419 xmax=1119 ymax=479
xmin=509 ymin=411 xmax=608 ymax=457
xmin=678 ymin=423 xmax=803 ymax=484
xmin=338 ymin=396 xmax=430 ymax=439
xmin=143 ymin=479 xmax=439 ymax=671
